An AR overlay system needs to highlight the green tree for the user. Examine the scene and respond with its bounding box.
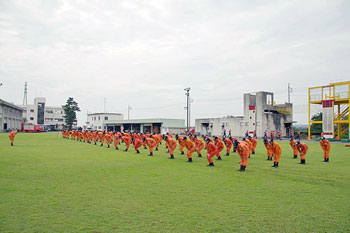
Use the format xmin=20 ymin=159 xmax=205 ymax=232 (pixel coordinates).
xmin=62 ymin=97 xmax=80 ymax=130
xmin=310 ymin=112 xmax=322 ymax=135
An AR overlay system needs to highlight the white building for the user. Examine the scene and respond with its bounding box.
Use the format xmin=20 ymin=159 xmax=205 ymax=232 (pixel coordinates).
xmin=87 ymin=113 xmax=124 ymax=130
xmin=195 ymin=91 xmax=294 ymax=138
xmin=0 ymin=99 xmax=24 ymax=132
xmin=19 ymin=97 xmax=65 ymax=130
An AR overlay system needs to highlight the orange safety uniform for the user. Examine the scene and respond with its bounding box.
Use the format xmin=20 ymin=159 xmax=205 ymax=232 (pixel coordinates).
xmin=133 ymin=138 xmax=143 ymax=153
xmin=178 ymin=136 xmax=186 ymax=154
xmin=8 ymin=131 xmax=18 ymax=146
xmin=206 ymin=142 xmax=218 ymax=165
xmin=289 ymin=140 xmax=299 ymax=158
xmin=236 ymin=142 xmax=249 ymax=168
xmin=215 ymin=138 xmax=224 ymax=158
xmin=320 ymin=139 xmax=331 ymax=161
xmin=297 ymin=143 xmax=309 ymax=163
xmin=249 ymin=137 xmax=257 ymax=154
xmin=271 ymin=141 xmax=282 ymax=167
xmin=105 ymin=133 xmax=113 ymax=148
xmin=264 ymin=141 xmax=273 ymax=160
xmin=113 ymin=134 xmax=120 ymax=149
xmin=224 ymin=138 xmax=232 ymax=155
xmin=145 ymin=138 xmax=157 ymax=155
xmin=122 ymin=136 xmax=132 ymax=151
xmin=194 ymin=137 xmax=204 ymax=157
xmin=184 ymin=139 xmax=196 ymax=160
xmin=167 ymin=137 xmax=177 ymax=158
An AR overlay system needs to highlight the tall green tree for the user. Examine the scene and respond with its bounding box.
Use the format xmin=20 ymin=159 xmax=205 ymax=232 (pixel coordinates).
xmin=62 ymin=97 xmax=80 ymax=130
xmin=310 ymin=112 xmax=322 ymax=135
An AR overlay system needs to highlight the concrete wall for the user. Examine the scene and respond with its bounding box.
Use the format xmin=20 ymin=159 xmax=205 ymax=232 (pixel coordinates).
xmin=195 ymin=117 xmax=243 ymax=137
xmin=195 ymin=91 xmax=293 ymax=138
xmin=87 ymin=113 xmax=124 ymax=130
xmin=0 ymin=100 xmax=24 ymax=132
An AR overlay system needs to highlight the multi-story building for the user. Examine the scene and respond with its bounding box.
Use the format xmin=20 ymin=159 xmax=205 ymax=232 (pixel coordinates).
xmin=87 ymin=113 xmax=124 ymax=130
xmin=195 ymin=91 xmax=294 ymax=138
xmin=0 ymin=99 xmax=24 ymax=132
xmin=19 ymin=97 xmax=65 ymax=130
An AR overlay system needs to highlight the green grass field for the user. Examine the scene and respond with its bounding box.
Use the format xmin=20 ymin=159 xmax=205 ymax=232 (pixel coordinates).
xmin=1 ymin=133 xmax=349 ymax=232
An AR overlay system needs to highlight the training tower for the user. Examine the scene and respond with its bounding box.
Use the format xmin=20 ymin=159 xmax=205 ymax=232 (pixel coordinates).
xmin=308 ymin=81 xmax=350 ymax=140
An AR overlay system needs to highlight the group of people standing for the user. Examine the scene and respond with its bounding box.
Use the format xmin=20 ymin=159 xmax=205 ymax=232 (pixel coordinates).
xmin=8 ymin=129 xmax=332 ymax=172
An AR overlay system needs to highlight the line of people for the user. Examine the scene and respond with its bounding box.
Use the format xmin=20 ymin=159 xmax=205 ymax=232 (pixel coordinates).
xmin=8 ymin=129 xmax=331 ymax=172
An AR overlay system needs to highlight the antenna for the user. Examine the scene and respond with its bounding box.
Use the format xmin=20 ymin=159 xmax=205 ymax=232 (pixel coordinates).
xmin=23 ymin=82 xmax=28 ymax=105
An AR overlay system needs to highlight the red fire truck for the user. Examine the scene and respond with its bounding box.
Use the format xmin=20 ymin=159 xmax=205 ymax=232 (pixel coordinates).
xmin=21 ymin=123 xmax=44 ymax=133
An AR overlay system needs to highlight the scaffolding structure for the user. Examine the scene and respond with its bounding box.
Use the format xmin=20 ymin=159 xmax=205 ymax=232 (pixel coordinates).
xmin=308 ymin=81 xmax=350 ymax=140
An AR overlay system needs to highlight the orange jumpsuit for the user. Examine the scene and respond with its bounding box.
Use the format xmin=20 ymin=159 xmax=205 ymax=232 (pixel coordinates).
xmin=154 ymin=134 xmax=162 ymax=151
xmin=320 ymin=140 xmax=331 ymax=161
xmin=264 ymin=141 xmax=273 ymax=160
xmin=105 ymin=133 xmax=113 ymax=148
xmin=249 ymin=138 xmax=257 ymax=154
xmin=194 ymin=137 xmax=204 ymax=157
xmin=98 ymin=132 xmax=105 ymax=146
xmin=206 ymin=142 xmax=218 ymax=165
xmin=8 ymin=131 xmax=17 ymax=146
xmin=178 ymin=136 xmax=186 ymax=154
xmin=236 ymin=142 xmax=249 ymax=171
xmin=215 ymin=139 xmax=224 ymax=158
xmin=113 ymin=134 xmax=119 ymax=149
xmin=167 ymin=138 xmax=177 ymax=159
xmin=245 ymin=139 xmax=253 ymax=155
xmin=122 ymin=136 xmax=132 ymax=151
xmin=224 ymin=138 xmax=232 ymax=156
xmin=297 ymin=143 xmax=309 ymax=164
xmin=184 ymin=139 xmax=196 ymax=161
xmin=133 ymin=138 xmax=143 ymax=153
xmin=271 ymin=141 xmax=282 ymax=167
xmin=145 ymin=138 xmax=157 ymax=155
xmin=289 ymin=140 xmax=299 ymax=159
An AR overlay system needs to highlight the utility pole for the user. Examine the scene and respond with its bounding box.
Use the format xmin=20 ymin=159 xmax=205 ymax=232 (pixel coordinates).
xmin=184 ymin=87 xmax=191 ymax=135
xmin=288 ymin=83 xmax=292 ymax=103
xmin=128 ymin=105 xmax=132 ymax=120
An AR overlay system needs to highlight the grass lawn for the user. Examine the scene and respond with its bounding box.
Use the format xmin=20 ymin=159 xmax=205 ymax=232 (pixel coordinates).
xmin=1 ymin=133 xmax=349 ymax=232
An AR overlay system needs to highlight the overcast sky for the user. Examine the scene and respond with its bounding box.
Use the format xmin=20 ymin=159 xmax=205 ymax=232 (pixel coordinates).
xmin=1 ymin=0 xmax=349 ymax=126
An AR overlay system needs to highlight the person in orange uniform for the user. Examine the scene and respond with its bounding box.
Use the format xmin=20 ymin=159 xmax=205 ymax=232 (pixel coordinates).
xmin=320 ymin=137 xmax=331 ymax=162
xmin=194 ymin=135 xmax=204 ymax=157
xmin=105 ymin=132 xmax=113 ymax=148
xmin=183 ymin=136 xmax=196 ymax=162
xmin=144 ymin=136 xmax=157 ymax=156
xmin=297 ymin=141 xmax=309 ymax=164
xmin=263 ymin=139 xmax=273 ymax=161
xmin=153 ymin=134 xmax=162 ymax=151
xmin=205 ymin=137 xmax=218 ymax=167
xmin=122 ymin=135 xmax=132 ymax=152
xmin=270 ymin=139 xmax=282 ymax=168
xmin=8 ymin=130 xmax=18 ymax=146
xmin=233 ymin=139 xmax=250 ymax=172
xmin=98 ymin=131 xmax=105 ymax=146
xmin=132 ymin=136 xmax=143 ymax=154
xmin=113 ymin=133 xmax=120 ymax=150
xmin=248 ymin=136 xmax=257 ymax=154
xmin=289 ymin=135 xmax=299 ymax=159
xmin=243 ymin=138 xmax=252 ymax=158
xmin=214 ymin=137 xmax=223 ymax=160
xmin=165 ymin=136 xmax=177 ymax=159
xmin=224 ymin=137 xmax=233 ymax=156
xmin=178 ymin=135 xmax=186 ymax=155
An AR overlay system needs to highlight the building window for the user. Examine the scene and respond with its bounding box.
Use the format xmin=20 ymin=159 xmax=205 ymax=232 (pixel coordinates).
xmin=104 ymin=116 xmax=108 ymax=120
xmin=98 ymin=117 xmax=100 ymax=120
xmin=30 ymin=117 xmax=34 ymax=120
xmin=46 ymin=110 xmax=53 ymax=114
xmin=58 ymin=119 xmax=63 ymax=122
xmin=30 ymin=109 xmax=34 ymax=112
xmin=98 ymin=126 xmax=101 ymax=129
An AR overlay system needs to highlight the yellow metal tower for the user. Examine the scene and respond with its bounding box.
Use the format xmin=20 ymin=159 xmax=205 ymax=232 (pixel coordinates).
xmin=308 ymin=81 xmax=350 ymax=140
